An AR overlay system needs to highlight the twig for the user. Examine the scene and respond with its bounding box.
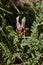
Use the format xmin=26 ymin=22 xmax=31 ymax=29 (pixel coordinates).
xmin=0 ymin=15 xmax=6 ymax=28
xmin=0 ymin=7 xmax=13 ymax=14
xmin=10 ymin=0 xmax=20 ymax=14
xmin=0 ymin=27 xmax=14 ymax=52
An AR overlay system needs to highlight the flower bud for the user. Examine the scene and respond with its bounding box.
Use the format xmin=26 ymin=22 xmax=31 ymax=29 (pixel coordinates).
xmin=23 ymin=29 xmax=26 ymax=33
xmin=16 ymin=29 xmax=18 ymax=32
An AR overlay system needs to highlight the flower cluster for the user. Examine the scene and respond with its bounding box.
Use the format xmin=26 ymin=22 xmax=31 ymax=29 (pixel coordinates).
xmin=16 ymin=16 xmax=27 ymax=38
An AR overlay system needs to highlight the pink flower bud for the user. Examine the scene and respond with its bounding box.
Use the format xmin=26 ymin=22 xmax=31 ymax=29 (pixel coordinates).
xmin=21 ymin=17 xmax=26 ymax=28
xmin=16 ymin=16 xmax=20 ymax=29
xmin=16 ymin=29 xmax=18 ymax=32
xmin=23 ymin=29 xmax=26 ymax=33
xmin=16 ymin=23 xmax=20 ymax=29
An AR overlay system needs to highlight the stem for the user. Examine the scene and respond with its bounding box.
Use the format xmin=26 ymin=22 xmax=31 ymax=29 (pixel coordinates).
xmin=10 ymin=0 xmax=21 ymax=14
xmin=0 ymin=7 xmax=13 ymax=14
